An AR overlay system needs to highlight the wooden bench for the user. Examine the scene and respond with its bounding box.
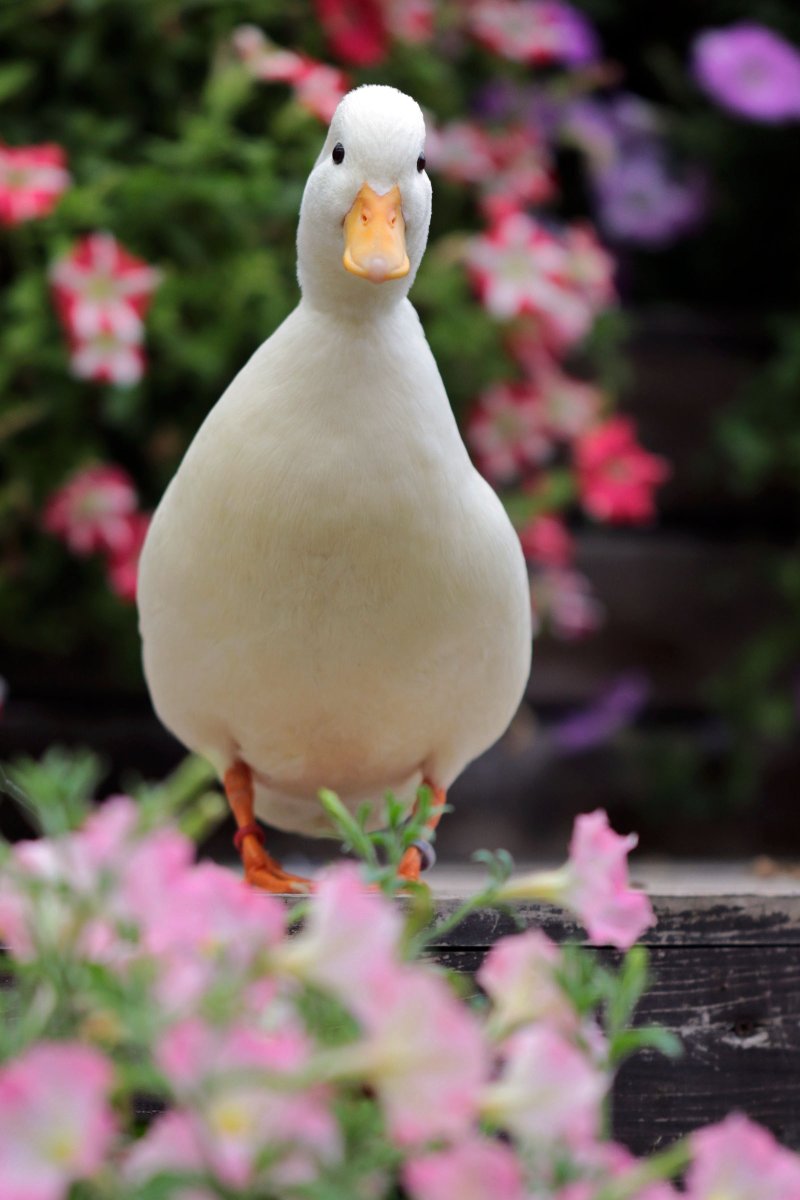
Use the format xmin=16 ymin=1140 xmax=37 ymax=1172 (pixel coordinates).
xmin=425 ymin=861 xmax=800 ymax=1154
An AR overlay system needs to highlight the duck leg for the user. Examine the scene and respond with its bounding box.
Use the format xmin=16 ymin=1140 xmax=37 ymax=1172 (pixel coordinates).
xmin=397 ymin=783 xmax=446 ymax=884
xmin=224 ymin=761 xmax=312 ymax=894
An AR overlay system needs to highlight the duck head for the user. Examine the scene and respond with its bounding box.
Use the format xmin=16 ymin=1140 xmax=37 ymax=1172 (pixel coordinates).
xmin=297 ymin=85 xmax=432 ymax=316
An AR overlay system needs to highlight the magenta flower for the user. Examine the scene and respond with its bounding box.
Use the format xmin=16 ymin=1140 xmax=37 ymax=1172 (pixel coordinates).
xmin=469 ymin=0 xmax=599 ymax=67
xmin=43 ymin=464 xmax=139 ymax=557
xmin=576 ymin=416 xmax=670 ymax=524
xmin=466 ymin=381 xmax=554 ymax=483
xmin=482 ymin=1025 xmax=605 ymax=1147
xmin=0 ymin=1041 xmax=116 ymax=1200
xmin=123 ymin=1109 xmax=212 ymax=1200
xmin=404 ymin=1139 xmax=527 ymax=1200
xmin=688 ymin=1113 xmax=800 ymax=1199
xmin=518 ymin=514 xmax=575 ymax=568
xmin=594 ymin=152 xmax=707 ymax=247
xmin=693 ymin=24 xmax=800 ymax=123
xmin=0 ymin=142 xmax=70 ymax=226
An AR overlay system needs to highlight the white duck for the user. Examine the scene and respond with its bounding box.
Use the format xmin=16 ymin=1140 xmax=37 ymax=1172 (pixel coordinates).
xmin=137 ymin=85 xmax=532 ymax=892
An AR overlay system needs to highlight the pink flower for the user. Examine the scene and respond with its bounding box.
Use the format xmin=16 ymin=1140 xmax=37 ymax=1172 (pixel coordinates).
xmin=404 ymin=1139 xmax=527 ymax=1200
xmin=540 ymin=368 xmax=604 ymax=440
xmin=576 ymin=416 xmax=670 ymax=523
xmin=382 ymin=0 xmax=434 ymax=43
xmin=467 ymin=381 xmax=553 ymax=483
xmin=480 ymin=125 xmax=556 ymax=221
xmin=313 ymin=0 xmax=388 ymax=65
xmin=357 ymin=966 xmax=489 ymax=1145
xmin=561 ymin=1142 xmax=679 ymax=1200
xmin=43 ymin=465 xmax=138 ymax=557
xmin=531 ymin=567 xmax=604 ymax=640
xmin=693 ymin=24 xmax=800 ymax=123
xmin=123 ymin=1110 xmax=212 ymax=1200
xmin=482 ymin=1025 xmax=605 ymax=1147
xmin=0 ymin=1041 xmax=116 ymax=1200
xmin=50 ymin=232 xmax=161 ymax=341
xmin=426 ymin=121 xmax=497 ymax=185
xmin=688 ymin=1113 xmax=800 ymax=1200
xmin=478 ymin=928 xmax=567 ymax=1035
xmin=68 ymin=321 xmax=146 ymax=386
xmin=0 ymin=142 xmax=70 ymax=225
xmin=565 ymin=810 xmax=654 ymax=949
xmin=233 ymin=27 xmax=348 ymax=122
xmin=143 ymin=861 xmax=285 ymax=1010
xmin=467 ymin=214 xmax=613 ymax=349
xmin=469 ymin=0 xmax=599 ymax=66
xmin=277 ymin=862 xmax=403 ymax=1026
xmin=498 ymin=810 xmax=654 ymax=950
xmin=158 ymin=1019 xmax=341 ymax=1189
xmin=106 ymin=511 xmax=151 ymax=602
xmin=518 ymin=515 xmax=574 ymax=567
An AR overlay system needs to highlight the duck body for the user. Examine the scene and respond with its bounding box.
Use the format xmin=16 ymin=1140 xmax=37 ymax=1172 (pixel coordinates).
xmin=138 ymin=85 xmax=532 ymax=844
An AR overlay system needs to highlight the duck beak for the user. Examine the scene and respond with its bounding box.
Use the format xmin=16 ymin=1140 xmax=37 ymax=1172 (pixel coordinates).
xmin=342 ymin=183 xmax=410 ymax=284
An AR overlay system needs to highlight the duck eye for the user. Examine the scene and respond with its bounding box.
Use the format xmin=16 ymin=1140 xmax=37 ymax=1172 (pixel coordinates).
xmin=416 ymin=152 xmax=426 ymax=173
xmin=332 ymin=143 xmax=345 ymax=165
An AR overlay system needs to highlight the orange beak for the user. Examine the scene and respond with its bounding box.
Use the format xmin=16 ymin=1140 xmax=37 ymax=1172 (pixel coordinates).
xmin=342 ymin=183 xmax=410 ymax=284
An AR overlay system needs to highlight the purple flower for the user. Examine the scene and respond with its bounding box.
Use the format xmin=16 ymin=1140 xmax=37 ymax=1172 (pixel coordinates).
xmin=551 ymin=672 xmax=650 ymax=753
xmin=594 ymin=151 xmax=708 ymax=247
xmin=693 ymin=23 xmax=800 ymax=122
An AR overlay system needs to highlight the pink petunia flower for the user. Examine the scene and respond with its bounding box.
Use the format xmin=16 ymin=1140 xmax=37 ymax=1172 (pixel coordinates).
xmin=50 ymin=232 xmax=161 ymax=341
xmin=539 ymin=368 xmax=604 ymax=440
xmin=498 ymin=809 xmax=654 ymax=950
xmin=404 ymin=1138 xmax=527 ymax=1200
xmin=233 ymin=26 xmax=348 ymax=122
xmin=531 ymin=567 xmax=604 ymax=640
xmin=0 ymin=1041 xmax=116 ymax=1200
xmin=355 ymin=965 xmax=490 ymax=1145
xmin=565 ymin=810 xmax=654 ymax=948
xmin=426 ymin=121 xmax=497 ymax=185
xmin=143 ymin=860 xmax=285 ymax=1011
xmin=123 ymin=1110 xmax=213 ymax=1200
xmin=518 ymin=514 xmax=574 ymax=567
xmin=482 ymin=1025 xmax=605 ymax=1148
xmin=478 ymin=928 xmax=566 ymax=1035
xmin=466 ymin=381 xmax=553 ymax=483
xmin=43 ymin=464 xmax=139 ymax=557
xmin=469 ymin=0 xmax=599 ymax=66
xmin=106 ymin=511 xmax=151 ymax=603
xmin=158 ymin=1018 xmax=341 ymax=1190
xmin=68 ymin=321 xmax=146 ymax=387
xmin=382 ymin=0 xmax=434 ymax=44
xmin=688 ymin=1112 xmax=800 ymax=1200
xmin=480 ymin=125 xmax=556 ymax=221
xmin=276 ymin=862 xmax=403 ymax=1026
xmin=576 ymin=416 xmax=670 ymax=524
xmin=693 ymin=23 xmax=800 ymax=123
xmin=0 ymin=142 xmax=70 ymax=226
xmin=466 ymin=214 xmax=613 ymax=349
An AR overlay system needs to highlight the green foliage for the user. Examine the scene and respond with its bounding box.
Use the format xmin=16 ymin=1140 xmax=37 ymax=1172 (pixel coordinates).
xmin=1 ymin=745 xmax=106 ymax=835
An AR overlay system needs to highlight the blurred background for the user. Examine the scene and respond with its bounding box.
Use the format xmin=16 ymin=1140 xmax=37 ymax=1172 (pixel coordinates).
xmin=1 ymin=0 xmax=800 ymax=863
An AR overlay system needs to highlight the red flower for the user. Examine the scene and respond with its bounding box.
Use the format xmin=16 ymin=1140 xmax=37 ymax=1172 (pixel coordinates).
xmin=43 ymin=465 xmax=139 ymax=557
xmin=233 ymin=27 xmax=348 ymax=123
xmin=0 ymin=142 xmax=70 ymax=226
xmin=518 ymin=515 xmax=574 ymax=567
xmin=576 ymin=417 xmax=670 ymax=523
xmin=50 ymin=233 xmax=161 ymax=341
xmin=313 ymin=0 xmax=388 ymax=65
xmin=106 ymin=512 xmax=151 ymax=603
